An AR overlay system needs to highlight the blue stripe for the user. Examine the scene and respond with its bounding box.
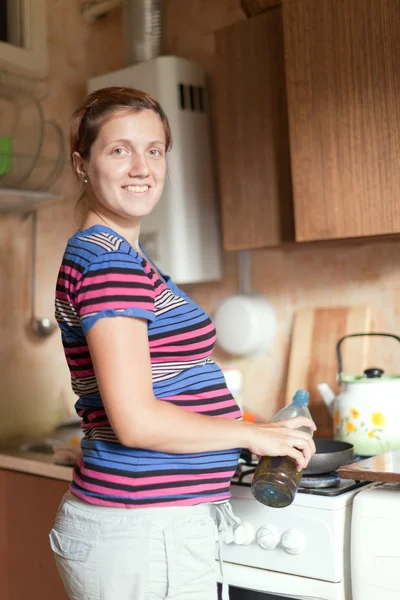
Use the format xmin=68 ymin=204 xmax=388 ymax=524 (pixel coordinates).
xmin=82 ymin=456 xmax=240 ymax=474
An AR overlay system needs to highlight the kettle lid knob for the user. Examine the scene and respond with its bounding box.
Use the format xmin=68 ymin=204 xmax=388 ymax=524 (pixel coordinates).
xmin=364 ymin=368 xmax=384 ymax=379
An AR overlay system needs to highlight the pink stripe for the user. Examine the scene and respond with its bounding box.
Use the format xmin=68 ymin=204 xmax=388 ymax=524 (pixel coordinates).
xmin=60 ymin=265 xmax=82 ymax=280
xmin=56 ymin=290 xmax=72 ymax=301
xmin=181 ymin=400 xmax=238 ymax=412
xmin=151 ymin=351 xmax=210 ymax=363
xmin=73 ymin=472 xmax=227 ymax=498
xmin=79 ymin=466 xmax=229 ymax=487
xmin=218 ymin=409 xmax=242 ymax=419
xmin=56 ymin=289 xmax=73 ymax=299
xmin=167 ymin=389 xmax=230 ymax=401
xmin=150 ymin=323 xmax=215 ymax=347
xmin=80 ymin=287 xmax=152 ymax=301
xmin=66 ymin=357 xmax=90 ymax=366
xmin=80 ymin=301 xmax=151 ymax=315
xmin=154 ymin=339 xmax=214 ymax=353
xmin=59 ymin=284 xmax=75 ymax=297
xmin=170 ymin=330 xmax=215 ymax=345
xmin=57 ymin=275 xmax=75 ymax=289
xmin=85 ymin=410 xmax=106 ymax=421
xmin=70 ymin=484 xmax=230 ymax=508
xmin=83 ymin=273 xmax=148 ymax=286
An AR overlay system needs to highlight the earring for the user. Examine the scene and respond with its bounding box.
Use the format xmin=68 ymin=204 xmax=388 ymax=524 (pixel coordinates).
xmin=83 ymin=175 xmax=88 ymax=184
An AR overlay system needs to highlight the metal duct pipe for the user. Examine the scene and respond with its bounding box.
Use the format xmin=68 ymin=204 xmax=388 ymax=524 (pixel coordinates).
xmin=124 ymin=0 xmax=165 ymax=64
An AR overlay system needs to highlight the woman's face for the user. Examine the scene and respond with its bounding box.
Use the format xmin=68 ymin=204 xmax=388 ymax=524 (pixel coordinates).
xmin=80 ymin=109 xmax=167 ymax=222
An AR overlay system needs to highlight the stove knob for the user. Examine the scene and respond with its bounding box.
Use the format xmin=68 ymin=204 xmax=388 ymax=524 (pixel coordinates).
xmin=233 ymin=522 xmax=255 ymax=545
xmin=281 ymin=529 xmax=305 ymax=555
xmin=256 ymin=525 xmax=280 ymax=550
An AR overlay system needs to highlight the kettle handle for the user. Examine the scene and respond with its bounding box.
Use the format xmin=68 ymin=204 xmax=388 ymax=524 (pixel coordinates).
xmin=336 ymin=333 xmax=400 ymax=384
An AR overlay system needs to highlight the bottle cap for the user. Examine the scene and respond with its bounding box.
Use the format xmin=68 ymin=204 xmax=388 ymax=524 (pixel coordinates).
xmin=292 ymin=389 xmax=309 ymax=406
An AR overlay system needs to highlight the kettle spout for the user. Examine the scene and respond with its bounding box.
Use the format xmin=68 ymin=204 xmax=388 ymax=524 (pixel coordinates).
xmin=317 ymin=383 xmax=336 ymax=416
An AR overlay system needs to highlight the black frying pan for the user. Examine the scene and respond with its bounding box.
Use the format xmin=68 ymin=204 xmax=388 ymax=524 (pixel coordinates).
xmin=303 ymin=439 xmax=354 ymax=476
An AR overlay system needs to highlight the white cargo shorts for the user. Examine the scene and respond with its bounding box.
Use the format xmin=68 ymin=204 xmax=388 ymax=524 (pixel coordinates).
xmin=49 ymin=491 xmax=219 ymax=600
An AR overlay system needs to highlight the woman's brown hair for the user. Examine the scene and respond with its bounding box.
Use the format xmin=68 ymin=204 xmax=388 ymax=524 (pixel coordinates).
xmin=69 ymin=86 xmax=172 ymax=215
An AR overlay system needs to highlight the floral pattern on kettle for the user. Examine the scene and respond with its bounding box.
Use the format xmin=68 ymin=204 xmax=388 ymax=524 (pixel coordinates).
xmin=335 ymin=409 xmax=387 ymax=442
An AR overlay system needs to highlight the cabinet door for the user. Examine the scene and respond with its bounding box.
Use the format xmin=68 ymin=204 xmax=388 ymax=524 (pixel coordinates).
xmin=2 ymin=469 xmax=69 ymax=600
xmin=283 ymin=0 xmax=400 ymax=242
xmin=214 ymin=8 xmax=294 ymax=250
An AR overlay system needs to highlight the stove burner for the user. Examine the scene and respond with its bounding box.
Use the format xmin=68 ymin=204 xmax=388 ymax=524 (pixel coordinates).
xmin=300 ymin=471 xmax=341 ymax=489
xmin=237 ymin=466 xmax=255 ymax=484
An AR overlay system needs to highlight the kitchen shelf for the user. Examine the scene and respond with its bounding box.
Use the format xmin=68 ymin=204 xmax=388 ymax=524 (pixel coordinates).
xmin=0 ymin=188 xmax=62 ymax=213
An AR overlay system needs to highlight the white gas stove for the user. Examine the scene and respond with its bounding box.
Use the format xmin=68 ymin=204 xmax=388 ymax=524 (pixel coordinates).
xmin=219 ymin=460 xmax=372 ymax=600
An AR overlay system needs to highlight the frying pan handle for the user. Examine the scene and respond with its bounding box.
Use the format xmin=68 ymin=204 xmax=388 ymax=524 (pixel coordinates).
xmin=336 ymin=333 xmax=400 ymax=385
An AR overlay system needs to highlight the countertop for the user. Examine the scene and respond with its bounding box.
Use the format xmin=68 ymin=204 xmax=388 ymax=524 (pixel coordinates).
xmin=0 ymin=447 xmax=73 ymax=482
xmin=339 ymin=449 xmax=400 ymax=483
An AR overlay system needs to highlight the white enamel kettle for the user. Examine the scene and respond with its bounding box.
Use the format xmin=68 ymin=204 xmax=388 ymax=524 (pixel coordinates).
xmin=317 ymin=333 xmax=400 ymax=456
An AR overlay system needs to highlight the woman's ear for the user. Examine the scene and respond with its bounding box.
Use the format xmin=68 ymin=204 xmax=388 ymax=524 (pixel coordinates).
xmin=72 ymin=152 xmax=87 ymax=181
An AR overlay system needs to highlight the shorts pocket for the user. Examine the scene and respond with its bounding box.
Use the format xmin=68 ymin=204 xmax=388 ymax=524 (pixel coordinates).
xmin=49 ymin=528 xmax=93 ymax=562
xmin=49 ymin=515 xmax=99 ymax=599
xmin=49 ymin=507 xmax=98 ymax=563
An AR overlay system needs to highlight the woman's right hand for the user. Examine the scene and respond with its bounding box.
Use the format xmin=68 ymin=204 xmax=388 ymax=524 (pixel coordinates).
xmin=247 ymin=417 xmax=317 ymax=472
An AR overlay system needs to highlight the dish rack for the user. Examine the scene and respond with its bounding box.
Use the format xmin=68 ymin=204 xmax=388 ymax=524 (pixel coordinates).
xmin=0 ymin=84 xmax=65 ymax=212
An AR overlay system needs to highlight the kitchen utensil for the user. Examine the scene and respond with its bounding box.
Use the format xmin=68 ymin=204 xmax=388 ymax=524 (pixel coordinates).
xmin=28 ymin=210 xmax=56 ymax=338
xmin=214 ymin=250 xmax=276 ymax=356
xmin=214 ymin=294 xmax=276 ymax=356
xmin=285 ymin=306 xmax=371 ymax=438
xmin=318 ymin=333 xmax=400 ymax=456
xmin=303 ymin=439 xmax=354 ymax=476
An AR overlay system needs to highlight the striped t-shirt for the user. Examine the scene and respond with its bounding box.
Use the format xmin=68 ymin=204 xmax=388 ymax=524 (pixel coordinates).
xmin=55 ymin=224 xmax=242 ymax=507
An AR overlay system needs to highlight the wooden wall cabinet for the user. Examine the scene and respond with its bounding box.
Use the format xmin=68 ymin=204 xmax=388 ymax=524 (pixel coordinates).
xmin=214 ymin=0 xmax=400 ymax=248
xmin=283 ymin=0 xmax=400 ymax=242
xmin=214 ymin=8 xmax=294 ymax=250
xmin=0 ymin=469 xmax=69 ymax=600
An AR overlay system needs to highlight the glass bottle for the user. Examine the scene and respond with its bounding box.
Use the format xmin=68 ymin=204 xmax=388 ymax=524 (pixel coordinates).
xmin=251 ymin=389 xmax=314 ymax=508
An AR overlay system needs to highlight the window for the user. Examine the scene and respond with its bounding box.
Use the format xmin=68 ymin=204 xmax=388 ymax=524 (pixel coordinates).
xmin=0 ymin=0 xmax=48 ymax=78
